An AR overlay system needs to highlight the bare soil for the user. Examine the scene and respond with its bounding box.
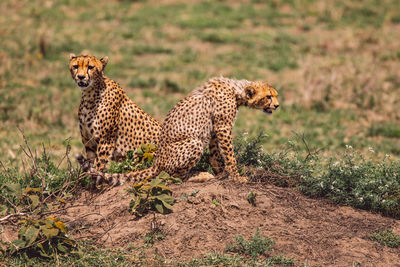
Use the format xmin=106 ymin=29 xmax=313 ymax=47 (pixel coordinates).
xmin=2 ymin=178 xmax=399 ymax=266
xmin=61 ymin=178 xmax=400 ymax=266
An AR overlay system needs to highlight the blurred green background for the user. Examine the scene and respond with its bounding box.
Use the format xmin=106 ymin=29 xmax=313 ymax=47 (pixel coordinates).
xmin=1 ymin=0 xmax=399 ymax=168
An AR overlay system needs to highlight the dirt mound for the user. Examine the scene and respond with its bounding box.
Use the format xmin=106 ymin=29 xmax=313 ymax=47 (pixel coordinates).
xmin=50 ymin=178 xmax=400 ymax=266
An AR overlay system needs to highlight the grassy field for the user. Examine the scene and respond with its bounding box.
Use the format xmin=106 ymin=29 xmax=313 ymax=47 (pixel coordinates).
xmin=1 ymin=0 xmax=400 ymax=265
xmin=1 ymin=0 xmax=399 ymax=167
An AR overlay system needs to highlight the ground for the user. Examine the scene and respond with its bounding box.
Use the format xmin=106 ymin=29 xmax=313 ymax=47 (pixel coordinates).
xmin=3 ymin=178 xmax=395 ymax=266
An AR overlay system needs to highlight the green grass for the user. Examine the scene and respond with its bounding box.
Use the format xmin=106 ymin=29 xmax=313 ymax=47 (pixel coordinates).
xmin=1 ymin=0 xmax=399 ymax=166
xmin=370 ymin=229 xmax=400 ymax=248
xmin=368 ymin=123 xmax=400 ymax=139
xmin=178 ymin=230 xmax=294 ymax=267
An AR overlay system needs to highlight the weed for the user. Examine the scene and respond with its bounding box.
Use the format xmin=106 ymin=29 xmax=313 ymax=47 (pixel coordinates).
xmin=212 ymin=199 xmax=220 ymax=207
xmin=128 ymin=172 xmax=176 ymax=216
xmin=370 ymin=229 xmax=400 ymax=248
xmin=107 ymin=143 xmax=157 ymax=174
xmin=180 ymin=189 xmax=199 ymax=201
xmin=143 ymin=215 xmax=166 ymax=245
xmin=178 ymin=231 xmax=294 ymax=266
xmin=300 ymin=147 xmax=400 ymax=218
xmin=234 ymin=132 xmax=311 ymax=187
xmin=2 ymin=217 xmax=77 ymax=259
xmin=225 ymin=229 xmax=274 ymax=258
xmin=247 ymin=191 xmax=258 ymax=206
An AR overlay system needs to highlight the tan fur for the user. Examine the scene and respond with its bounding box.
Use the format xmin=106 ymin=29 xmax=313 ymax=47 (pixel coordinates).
xmin=96 ymin=77 xmax=279 ymax=185
xmin=69 ymin=54 xmax=161 ymax=172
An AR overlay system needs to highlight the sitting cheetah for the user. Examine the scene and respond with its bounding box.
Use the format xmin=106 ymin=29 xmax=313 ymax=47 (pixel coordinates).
xmin=94 ymin=77 xmax=279 ymax=185
xmin=69 ymin=54 xmax=161 ymax=172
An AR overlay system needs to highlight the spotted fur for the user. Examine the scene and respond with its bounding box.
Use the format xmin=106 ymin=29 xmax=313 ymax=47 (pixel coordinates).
xmin=97 ymin=77 xmax=279 ymax=185
xmin=69 ymin=54 xmax=161 ymax=172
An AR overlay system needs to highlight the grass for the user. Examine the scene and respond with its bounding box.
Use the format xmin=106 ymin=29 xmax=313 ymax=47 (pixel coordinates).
xmin=1 ymin=0 xmax=400 ymax=167
xmin=178 ymin=230 xmax=294 ymax=267
xmin=370 ymin=229 xmax=400 ymax=248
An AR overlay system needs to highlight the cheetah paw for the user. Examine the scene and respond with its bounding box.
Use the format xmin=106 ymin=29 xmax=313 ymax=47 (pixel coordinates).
xmin=233 ymin=176 xmax=249 ymax=183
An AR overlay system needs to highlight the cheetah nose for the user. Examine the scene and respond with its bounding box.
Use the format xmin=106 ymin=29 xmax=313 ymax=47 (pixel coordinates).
xmin=274 ymin=104 xmax=279 ymax=109
xmin=77 ymin=75 xmax=85 ymax=80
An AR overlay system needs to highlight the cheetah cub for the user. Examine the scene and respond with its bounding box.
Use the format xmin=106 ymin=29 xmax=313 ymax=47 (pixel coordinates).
xmin=95 ymin=77 xmax=279 ymax=185
xmin=69 ymin=54 xmax=161 ymax=173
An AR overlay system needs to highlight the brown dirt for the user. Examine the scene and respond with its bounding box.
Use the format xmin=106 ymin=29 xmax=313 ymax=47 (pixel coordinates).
xmin=44 ymin=178 xmax=400 ymax=266
xmin=2 ymin=178 xmax=399 ymax=266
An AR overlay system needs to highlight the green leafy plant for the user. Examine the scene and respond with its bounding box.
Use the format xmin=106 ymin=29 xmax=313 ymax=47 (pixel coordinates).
xmin=212 ymin=199 xmax=220 ymax=207
xmin=247 ymin=191 xmax=257 ymax=206
xmin=370 ymin=229 xmax=400 ymax=248
xmin=225 ymin=229 xmax=274 ymax=258
xmin=143 ymin=216 xmax=166 ymax=245
xmin=300 ymin=147 xmax=400 ymax=218
xmin=180 ymin=189 xmax=199 ymax=201
xmin=128 ymin=172 xmax=175 ymax=216
xmin=107 ymin=143 xmax=158 ymax=174
xmin=234 ymin=132 xmax=313 ymax=187
xmin=6 ymin=217 xmax=76 ymax=258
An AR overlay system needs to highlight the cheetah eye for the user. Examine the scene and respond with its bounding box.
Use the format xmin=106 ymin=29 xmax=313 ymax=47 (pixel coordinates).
xmin=73 ymin=65 xmax=78 ymax=69
xmin=267 ymin=96 xmax=272 ymax=99
xmin=88 ymin=65 xmax=94 ymax=70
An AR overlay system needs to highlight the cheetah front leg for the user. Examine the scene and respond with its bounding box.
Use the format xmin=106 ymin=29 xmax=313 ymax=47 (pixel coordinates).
xmin=213 ymin=125 xmax=248 ymax=183
xmin=209 ymin=132 xmax=224 ymax=175
xmin=77 ymin=135 xmax=97 ymax=172
xmin=94 ymin=135 xmax=117 ymax=171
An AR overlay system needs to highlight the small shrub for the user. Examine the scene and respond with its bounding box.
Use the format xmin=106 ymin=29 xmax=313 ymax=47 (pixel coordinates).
xmin=5 ymin=217 xmax=76 ymax=259
xmin=225 ymin=229 xmax=274 ymax=258
xmin=128 ymin=172 xmax=177 ymax=216
xmin=247 ymin=191 xmax=257 ymax=206
xmin=300 ymin=147 xmax=400 ymax=218
xmin=370 ymin=229 xmax=400 ymax=248
xmin=0 ymin=140 xmax=83 ymax=217
xmin=143 ymin=225 xmax=166 ymax=245
xmin=180 ymin=189 xmax=199 ymax=201
xmin=107 ymin=143 xmax=157 ymax=174
xmin=234 ymin=132 xmax=312 ymax=187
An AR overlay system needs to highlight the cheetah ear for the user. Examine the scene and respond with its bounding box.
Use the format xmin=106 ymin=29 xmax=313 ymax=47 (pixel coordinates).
xmin=100 ymin=56 xmax=109 ymax=70
xmin=69 ymin=53 xmax=76 ymax=60
xmin=245 ymin=86 xmax=256 ymax=99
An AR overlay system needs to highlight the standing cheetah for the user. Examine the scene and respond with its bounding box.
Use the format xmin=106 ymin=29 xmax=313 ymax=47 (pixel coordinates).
xmin=69 ymin=54 xmax=161 ymax=172
xmin=94 ymin=77 xmax=279 ymax=185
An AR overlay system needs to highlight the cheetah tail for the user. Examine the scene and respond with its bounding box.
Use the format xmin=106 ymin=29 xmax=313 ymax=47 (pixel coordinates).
xmin=127 ymin=166 xmax=159 ymax=183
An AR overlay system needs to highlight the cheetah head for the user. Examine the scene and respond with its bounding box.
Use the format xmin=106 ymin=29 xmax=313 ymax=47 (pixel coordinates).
xmin=69 ymin=54 xmax=108 ymax=90
xmin=244 ymin=81 xmax=279 ymax=115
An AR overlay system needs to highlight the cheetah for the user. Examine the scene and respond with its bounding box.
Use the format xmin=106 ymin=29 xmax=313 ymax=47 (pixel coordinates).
xmin=93 ymin=77 xmax=279 ymax=185
xmin=69 ymin=54 xmax=161 ymax=172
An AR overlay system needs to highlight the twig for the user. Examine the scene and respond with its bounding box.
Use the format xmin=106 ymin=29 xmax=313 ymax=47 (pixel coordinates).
xmin=56 ymin=138 xmax=72 ymax=169
xmin=0 ymin=212 xmax=26 ymax=222
xmin=43 ymin=172 xmax=86 ymax=204
xmin=292 ymin=131 xmax=323 ymax=161
xmin=18 ymin=127 xmax=46 ymax=213
xmin=0 ymin=194 xmax=19 ymax=212
xmin=40 ymin=204 xmax=89 ymax=217
xmin=67 ymin=212 xmax=114 ymax=243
